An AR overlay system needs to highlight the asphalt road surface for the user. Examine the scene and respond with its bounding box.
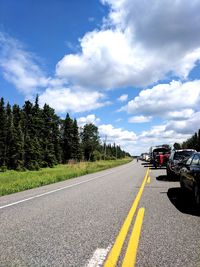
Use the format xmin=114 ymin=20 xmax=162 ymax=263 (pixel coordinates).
xmin=0 ymin=160 xmax=200 ymax=266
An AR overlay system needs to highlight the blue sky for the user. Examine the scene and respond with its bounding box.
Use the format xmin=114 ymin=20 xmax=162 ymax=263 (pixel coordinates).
xmin=1 ymin=0 xmax=200 ymax=155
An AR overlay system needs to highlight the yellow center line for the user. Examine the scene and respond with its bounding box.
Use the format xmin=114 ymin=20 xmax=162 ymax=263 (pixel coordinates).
xmin=147 ymin=176 xmax=150 ymax=184
xmin=104 ymin=168 xmax=149 ymax=267
xmin=122 ymin=207 xmax=145 ymax=267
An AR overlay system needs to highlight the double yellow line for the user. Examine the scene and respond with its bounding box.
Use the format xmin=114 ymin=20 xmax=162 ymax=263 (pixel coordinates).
xmin=104 ymin=168 xmax=149 ymax=267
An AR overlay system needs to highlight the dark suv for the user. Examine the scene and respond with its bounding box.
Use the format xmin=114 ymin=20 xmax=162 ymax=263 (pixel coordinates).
xmin=180 ymin=152 xmax=200 ymax=206
xmin=167 ymin=149 xmax=196 ymax=179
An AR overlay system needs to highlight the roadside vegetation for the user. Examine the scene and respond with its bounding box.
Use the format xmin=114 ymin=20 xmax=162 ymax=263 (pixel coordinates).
xmin=0 ymin=158 xmax=132 ymax=196
xmin=0 ymin=96 xmax=130 ymax=172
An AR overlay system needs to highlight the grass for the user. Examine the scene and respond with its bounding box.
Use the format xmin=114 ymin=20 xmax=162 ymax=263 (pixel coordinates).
xmin=0 ymin=158 xmax=132 ymax=196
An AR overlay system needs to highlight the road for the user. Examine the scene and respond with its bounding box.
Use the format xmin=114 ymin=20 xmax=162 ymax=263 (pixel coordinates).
xmin=0 ymin=160 xmax=200 ymax=266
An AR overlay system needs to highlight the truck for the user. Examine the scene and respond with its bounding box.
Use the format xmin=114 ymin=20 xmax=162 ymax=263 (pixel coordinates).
xmin=149 ymin=145 xmax=171 ymax=168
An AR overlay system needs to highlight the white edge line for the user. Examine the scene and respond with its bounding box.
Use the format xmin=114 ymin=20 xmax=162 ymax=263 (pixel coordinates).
xmin=0 ymin=163 xmax=134 ymax=210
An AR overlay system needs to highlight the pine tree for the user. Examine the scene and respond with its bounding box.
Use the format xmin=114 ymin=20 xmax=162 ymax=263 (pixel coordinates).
xmin=23 ymin=101 xmax=40 ymax=170
xmin=71 ymin=119 xmax=82 ymax=161
xmin=5 ymin=103 xmax=14 ymax=169
xmin=52 ymin=113 xmax=62 ymax=164
xmin=31 ymin=95 xmax=44 ymax=166
xmin=62 ymin=113 xmax=74 ymax=162
xmin=0 ymin=98 xmax=7 ymax=169
xmin=11 ymin=104 xmax=24 ymax=170
xmin=40 ymin=104 xmax=57 ymax=167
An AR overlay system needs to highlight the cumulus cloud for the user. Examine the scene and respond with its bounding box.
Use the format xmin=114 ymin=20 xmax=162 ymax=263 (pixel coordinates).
xmin=56 ymin=0 xmax=200 ymax=89
xmin=56 ymin=29 xmax=150 ymax=88
xmin=131 ymin=123 xmax=191 ymax=155
xmin=128 ymin=115 xmax=152 ymax=123
xmin=118 ymin=94 xmax=128 ymax=102
xmin=77 ymin=114 xmax=100 ymax=127
xmin=124 ymin=80 xmax=200 ymax=119
xmin=39 ymin=87 xmax=109 ymax=113
xmin=103 ymin=0 xmax=200 ymax=50
xmin=166 ymin=111 xmax=200 ymax=134
xmin=98 ymin=123 xmax=138 ymax=155
xmin=0 ymin=32 xmax=49 ymax=96
xmin=98 ymin=124 xmax=137 ymax=144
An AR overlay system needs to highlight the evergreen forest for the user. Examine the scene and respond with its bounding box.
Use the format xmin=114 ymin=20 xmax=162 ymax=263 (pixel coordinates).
xmin=0 ymin=96 xmax=130 ymax=171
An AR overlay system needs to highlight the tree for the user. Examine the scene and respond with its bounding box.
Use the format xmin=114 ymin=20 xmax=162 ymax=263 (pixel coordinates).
xmin=62 ymin=113 xmax=74 ymax=162
xmin=81 ymin=123 xmax=100 ymax=161
xmin=173 ymin=142 xmax=181 ymax=150
xmin=40 ymin=104 xmax=57 ymax=167
xmin=22 ymin=101 xmax=41 ymax=170
xmin=10 ymin=104 xmax=24 ymax=170
xmin=51 ymin=113 xmax=62 ymax=164
xmin=70 ymin=119 xmax=82 ymax=161
xmin=0 ymin=98 xmax=7 ymax=168
xmin=5 ymin=103 xmax=14 ymax=169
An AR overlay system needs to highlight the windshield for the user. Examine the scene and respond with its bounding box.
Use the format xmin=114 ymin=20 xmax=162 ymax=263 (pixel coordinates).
xmin=174 ymin=151 xmax=194 ymax=160
xmin=153 ymin=148 xmax=169 ymax=155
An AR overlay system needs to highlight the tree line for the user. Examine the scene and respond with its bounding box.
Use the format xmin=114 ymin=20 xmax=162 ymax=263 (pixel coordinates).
xmin=174 ymin=129 xmax=200 ymax=151
xmin=0 ymin=96 xmax=130 ymax=171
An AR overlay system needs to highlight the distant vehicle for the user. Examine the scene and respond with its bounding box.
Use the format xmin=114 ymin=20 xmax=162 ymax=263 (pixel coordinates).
xmin=140 ymin=153 xmax=149 ymax=161
xmin=144 ymin=154 xmax=150 ymax=162
xmin=150 ymin=145 xmax=170 ymax=168
xmin=167 ymin=149 xmax=196 ymax=178
xmin=180 ymin=152 xmax=200 ymax=206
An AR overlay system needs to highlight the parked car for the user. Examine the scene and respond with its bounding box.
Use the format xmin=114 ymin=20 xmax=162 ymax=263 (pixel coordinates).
xmin=144 ymin=154 xmax=150 ymax=162
xmin=140 ymin=153 xmax=149 ymax=161
xmin=180 ymin=152 xmax=200 ymax=206
xmin=167 ymin=149 xmax=196 ymax=179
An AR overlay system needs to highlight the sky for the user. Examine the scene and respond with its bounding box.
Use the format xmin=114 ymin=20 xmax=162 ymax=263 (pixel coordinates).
xmin=0 ymin=0 xmax=200 ymax=156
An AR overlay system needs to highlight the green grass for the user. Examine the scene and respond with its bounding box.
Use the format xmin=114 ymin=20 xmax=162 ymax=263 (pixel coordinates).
xmin=0 ymin=158 xmax=132 ymax=196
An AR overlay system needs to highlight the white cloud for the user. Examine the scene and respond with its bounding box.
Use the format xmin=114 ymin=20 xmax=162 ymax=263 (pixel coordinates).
xmin=56 ymin=29 xmax=150 ymax=88
xmin=39 ymin=87 xmax=109 ymax=113
xmin=0 ymin=32 xmax=49 ymax=96
xmin=166 ymin=111 xmax=200 ymax=134
xmin=131 ymin=124 xmax=191 ymax=155
xmin=128 ymin=115 xmax=152 ymax=123
xmin=56 ymin=0 xmax=200 ymax=89
xmin=103 ymin=0 xmax=200 ymax=48
xmin=77 ymin=114 xmax=100 ymax=127
xmin=98 ymin=124 xmax=137 ymax=144
xmin=167 ymin=109 xmax=194 ymax=121
xmin=118 ymin=94 xmax=128 ymax=102
xmin=125 ymin=80 xmax=200 ymax=119
xmin=0 ymin=32 xmax=113 ymax=114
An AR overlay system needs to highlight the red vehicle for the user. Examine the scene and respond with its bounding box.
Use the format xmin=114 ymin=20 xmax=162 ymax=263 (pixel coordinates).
xmin=150 ymin=146 xmax=171 ymax=168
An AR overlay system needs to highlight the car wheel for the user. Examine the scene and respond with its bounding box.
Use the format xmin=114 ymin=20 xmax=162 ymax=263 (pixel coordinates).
xmin=194 ymin=184 xmax=200 ymax=206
